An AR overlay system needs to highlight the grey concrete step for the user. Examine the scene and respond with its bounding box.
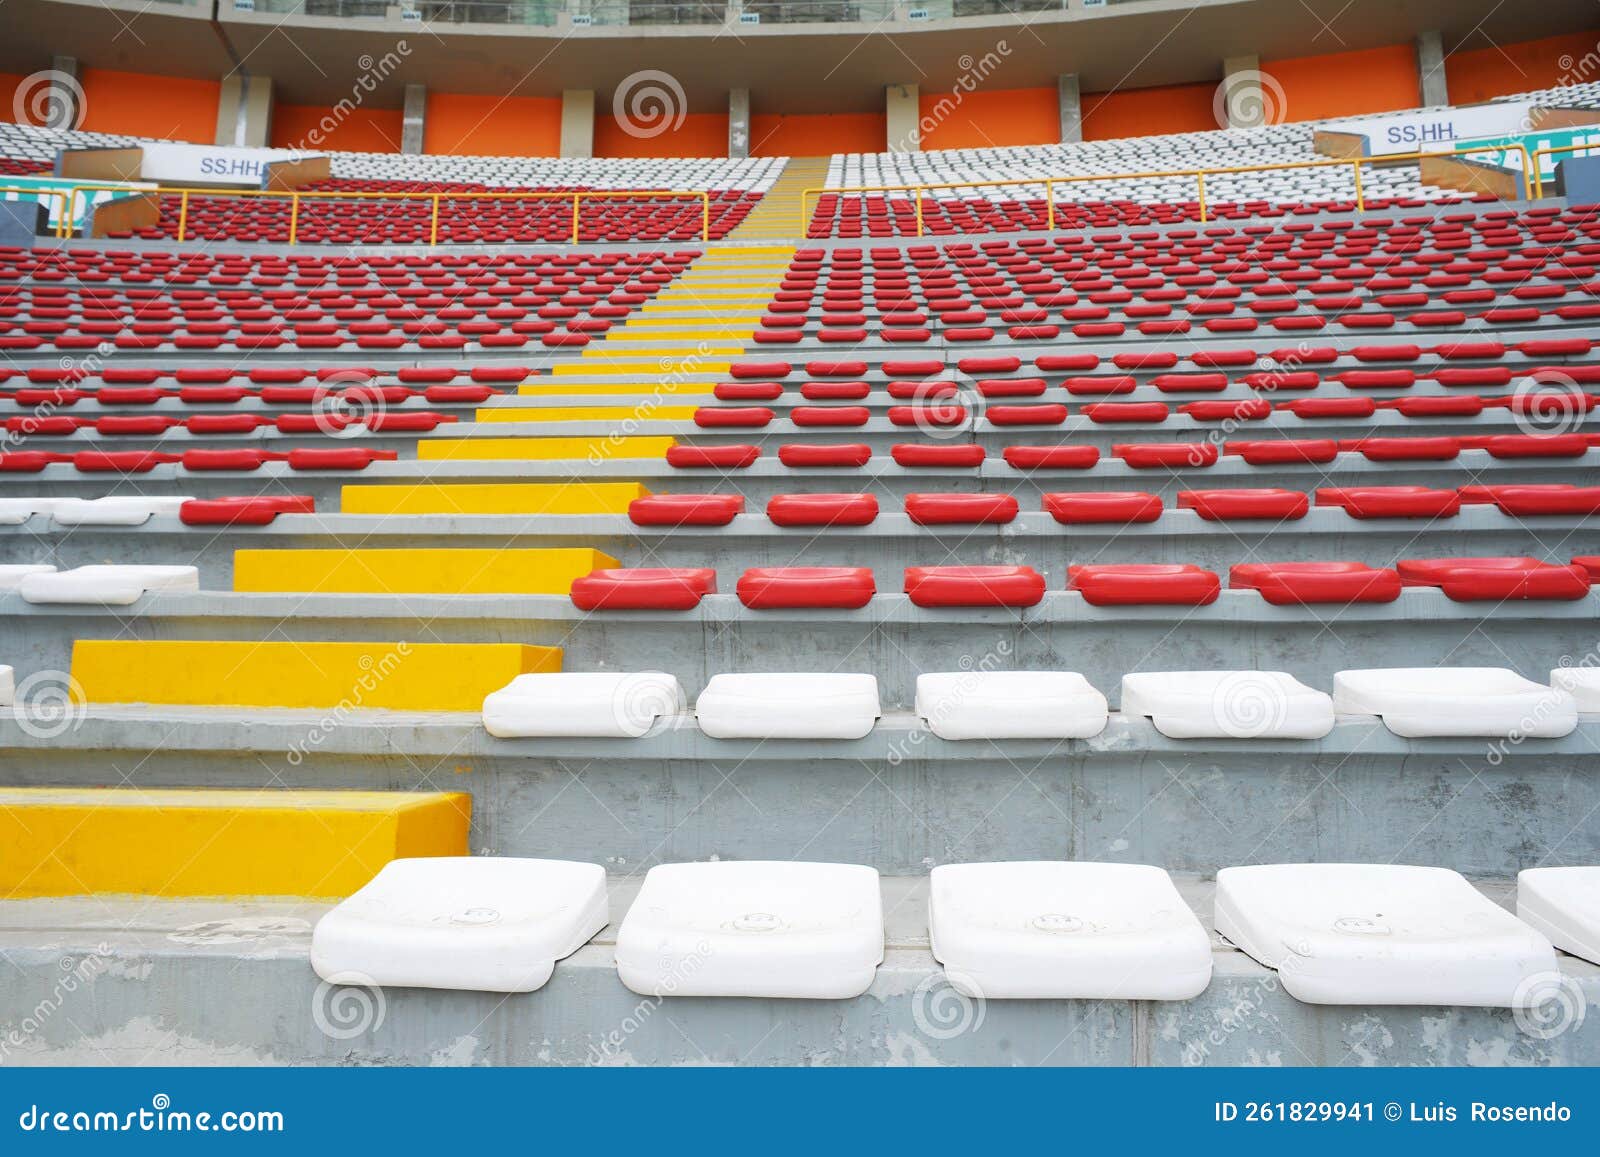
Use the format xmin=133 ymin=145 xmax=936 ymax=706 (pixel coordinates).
xmin=0 ymin=881 xmax=1592 ymax=1066
xmin=4 ymin=710 xmax=1597 ymax=877
xmin=3 ymin=508 xmax=1594 ymax=583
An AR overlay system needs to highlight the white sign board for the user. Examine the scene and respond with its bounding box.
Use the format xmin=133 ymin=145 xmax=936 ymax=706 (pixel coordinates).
xmin=1336 ymin=101 xmax=1544 ymax=157
xmin=136 ymin=143 xmax=325 ymax=188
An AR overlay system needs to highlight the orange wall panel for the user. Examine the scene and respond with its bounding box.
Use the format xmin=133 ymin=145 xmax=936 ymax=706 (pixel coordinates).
xmin=424 ymin=92 xmax=562 ymax=157
xmin=1264 ymin=43 xmax=1419 ymax=121
xmin=595 ymin=112 xmax=728 ymax=159
xmin=919 ymin=86 xmax=1058 ymax=151
xmin=1082 ymin=81 xmax=1221 ymax=141
xmin=78 ymin=69 xmax=218 ymax=143
xmin=751 ymin=112 xmax=886 ymax=156
xmin=0 ymin=73 xmax=28 ymax=123
xmin=1447 ymin=30 xmax=1600 ymax=104
xmin=271 ymin=105 xmax=404 ymax=153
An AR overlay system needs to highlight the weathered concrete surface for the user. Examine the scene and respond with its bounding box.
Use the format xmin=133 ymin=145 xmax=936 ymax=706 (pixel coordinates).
xmin=0 ymin=882 xmax=1594 ymax=1067
xmin=1 ymin=590 xmax=1593 ymax=709
xmin=2 ymin=508 xmax=1594 ymax=582
xmin=3 ymin=711 xmax=1597 ymax=877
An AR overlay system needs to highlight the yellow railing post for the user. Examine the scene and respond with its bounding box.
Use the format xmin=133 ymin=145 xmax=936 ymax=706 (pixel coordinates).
xmin=60 ymin=188 xmax=78 ymax=238
xmin=915 ymin=186 xmax=924 ymax=237
xmin=571 ymin=193 xmax=581 ymax=245
xmin=1046 ymin=178 xmax=1055 ymax=232
xmin=701 ymin=192 xmax=710 ymax=242
xmin=177 ymin=190 xmax=190 ymax=242
xmin=1352 ymin=160 xmax=1364 ymax=212
xmin=288 ymin=193 xmax=300 ymax=246
xmin=429 ymin=193 xmax=442 ymax=246
xmin=1196 ymin=172 xmax=1208 ymax=224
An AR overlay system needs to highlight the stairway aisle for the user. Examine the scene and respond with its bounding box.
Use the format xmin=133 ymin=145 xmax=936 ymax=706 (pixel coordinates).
xmin=729 ymin=156 xmax=831 ymax=241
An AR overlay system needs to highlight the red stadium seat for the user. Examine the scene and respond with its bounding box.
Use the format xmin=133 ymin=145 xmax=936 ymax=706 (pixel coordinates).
xmin=737 ymin=567 xmax=875 ymax=609
xmin=904 ymin=565 xmax=1046 ymax=608
xmin=1043 ymin=492 xmax=1162 ymax=524
xmin=1316 ymin=487 xmax=1461 ymax=519
xmin=1230 ymin=562 xmax=1402 ymax=605
xmin=1002 ymin=445 xmax=1100 ymax=470
xmin=1468 ymin=485 xmax=1600 ymax=516
xmin=179 ymin=496 xmax=315 ymax=526
xmin=1068 ymin=564 xmax=1221 ymax=606
xmin=1114 ymin=443 xmax=1219 ymax=468
xmin=1177 ymin=489 xmax=1309 ymax=521
xmin=695 ymin=407 xmax=774 ymax=428
xmin=1397 ymin=557 xmax=1590 ymax=601
xmin=628 ymin=494 xmax=744 ymax=527
xmin=666 ymin=444 xmax=760 ymax=469
xmin=570 ymin=567 xmax=717 ymax=611
xmin=766 ymin=493 xmax=879 ymax=526
xmin=891 ymin=443 xmax=986 ymax=467
xmin=779 ymin=443 xmax=873 ymax=468
xmin=904 ymin=493 xmax=1019 ymax=525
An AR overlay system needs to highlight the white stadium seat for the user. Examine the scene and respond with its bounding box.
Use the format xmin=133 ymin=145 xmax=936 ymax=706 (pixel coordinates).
xmin=914 ymin=671 xmax=1108 ymax=740
xmin=929 ymin=861 xmax=1212 ymax=1000
xmin=1215 ymin=863 xmax=1557 ymax=1006
xmin=1333 ymin=668 xmax=1578 ymax=738
xmin=694 ymin=673 xmax=880 ymax=739
xmin=0 ymin=565 xmax=57 ymax=591
xmin=1517 ymin=867 xmax=1600 ymax=966
xmin=1120 ymin=671 xmax=1335 ymax=739
xmin=615 ymin=861 xmax=883 ymax=999
xmin=311 ymin=857 xmax=608 ymax=993
xmin=17 ymin=565 xmax=200 ymax=606
xmin=0 ymin=665 xmax=12 ymax=706
xmin=50 ymin=498 xmax=193 ymax=527
xmin=1550 ymin=667 xmax=1600 ymax=713
xmin=482 ymin=671 xmax=686 ymax=738
xmin=0 ymin=499 xmax=58 ymax=525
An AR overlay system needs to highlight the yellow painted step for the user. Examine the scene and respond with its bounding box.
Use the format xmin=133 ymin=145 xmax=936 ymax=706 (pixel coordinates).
xmin=417 ymin=436 xmax=674 ymax=462
xmin=0 ymin=788 xmax=469 ymax=899
xmin=624 ymin=316 xmax=761 ymax=326
xmin=517 ymin=382 xmax=713 ymax=397
xmin=606 ymin=331 xmax=752 ymax=342
xmin=71 ymin=641 xmax=559 ymax=712
xmin=473 ymin=406 xmax=697 ymax=423
xmin=704 ymin=247 xmax=796 ymax=256
xmin=553 ymin=361 xmax=730 ymax=377
xmin=233 ymin=548 xmax=617 ymax=596
xmin=343 ymin=480 xmax=647 ymax=515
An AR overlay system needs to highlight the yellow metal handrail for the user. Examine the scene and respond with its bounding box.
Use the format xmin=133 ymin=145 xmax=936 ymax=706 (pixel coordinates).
xmin=798 ymin=144 xmax=1536 ymax=235
xmin=1529 ymin=140 xmax=1600 ymax=200
xmin=58 ymin=185 xmax=715 ymax=245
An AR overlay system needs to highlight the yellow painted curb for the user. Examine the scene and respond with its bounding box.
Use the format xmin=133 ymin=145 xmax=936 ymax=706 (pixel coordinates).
xmin=342 ymin=480 xmax=648 ymax=514
xmin=417 ymin=436 xmax=674 ymax=461
xmin=473 ymin=406 xmax=697 ymax=423
xmin=0 ymin=788 xmax=470 ymax=898
xmin=553 ymin=362 xmax=730 ymax=377
xmin=516 ymin=382 xmax=713 ymax=396
xmin=71 ymin=640 xmax=560 ymax=712
xmin=233 ymin=548 xmax=617 ymax=595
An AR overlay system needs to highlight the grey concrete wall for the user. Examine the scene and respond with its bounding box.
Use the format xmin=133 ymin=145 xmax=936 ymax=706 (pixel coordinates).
xmin=1417 ymin=29 xmax=1448 ymax=108
xmin=1058 ymin=72 xmax=1082 ymax=144
xmin=402 ymin=83 xmax=427 ymax=156
xmin=886 ymin=83 xmax=920 ymax=153
xmin=728 ymin=88 xmax=750 ymax=160
xmin=560 ymin=90 xmax=595 ymax=159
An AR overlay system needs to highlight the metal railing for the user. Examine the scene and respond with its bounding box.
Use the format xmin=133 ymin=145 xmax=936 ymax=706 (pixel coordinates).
xmin=0 ymin=186 xmax=72 ymax=237
xmin=56 ymin=185 xmax=713 ymax=244
xmin=1529 ymin=140 xmax=1600 ymax=199
xmin=799 ymin=143 xmax=1537 ymax=235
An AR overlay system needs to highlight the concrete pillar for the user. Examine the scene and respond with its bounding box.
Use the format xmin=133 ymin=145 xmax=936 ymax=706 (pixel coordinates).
xmin=215 ymin=74 xmax=274 ymax=148
xmin=560 ymin=89 xmax=595 ymax=159
xmin=885 ymin=83 xmax=920 ymax=154
xmin=728 ymin=88 xmax=750 ymax=160
xmin=45 ymin=56 xmax=81 ymax=131
xmin=1417 ymin=29 xmax=1448 ymax=107
xmin=1220 ymin=54 xmax=1262 ymax=129
xmin=1058 ymin=73 xmax=1082 ymax=144
xmin=401 ymin=84 xmax=427 ymax=155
